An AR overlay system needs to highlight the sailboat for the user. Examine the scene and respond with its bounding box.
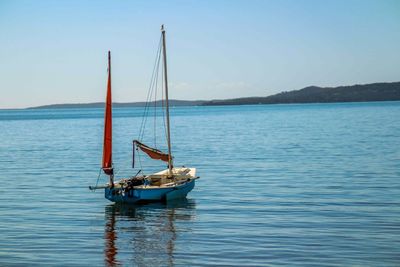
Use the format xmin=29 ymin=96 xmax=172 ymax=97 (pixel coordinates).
xmin=90 ymin=25 xmax=199 ymax=203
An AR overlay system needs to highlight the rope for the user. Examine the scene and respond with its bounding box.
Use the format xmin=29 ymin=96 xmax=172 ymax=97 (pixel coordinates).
xmin=113 ymin=164 xmax=122 ymax=178
xmin=153 ymin=48 xmax=161 ymax=149
xmin=137 ymin=148 xmax=145 ymax=175
xmin=93 ymin=168 xmax=102 ymax=192
xmin=138 ymin=35 xmax=162 ymax=141
xmin=135 ymin=32 xmax=171 ymax=176
xmin=161 ymin=56 xmax=168 ymax=143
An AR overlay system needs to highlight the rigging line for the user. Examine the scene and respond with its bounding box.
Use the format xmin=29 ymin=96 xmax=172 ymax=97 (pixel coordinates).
xmin=138 ymin=35 xmax=162 ymax=140
xmin=113 ymin=154 xmax=138 ymax=177
xmin=137 ymin=148 xmax=145 ymax=175
xmin=138 ymin=68 xmax=155 ymax=140
xmin=141 ymin=45 xmax=162 ymax=141
xmin=139 ymin=38 xmax=160 ymax=136
xmin=92 ymin=168 xmax=102 ymax=192
xmin=160 ymin=63 xmax=167 ymax=146
xmin=139 ymin=37 xmax=162 ymax=141
xmin=161 ymin=55 xmax=168 ymax=145
xmin=140 ymin=35 xmax=162 ymax=141
xmin=113 ymin=168 xmax=121 ymax=178
xmin=139 ymin=85 xmax=152 ymax=140
xmin=113 ymin=161 xmax=130 ymax=174
xmin=153 ymin=48 xmax=161 ymax=148
xmin=154 ymin=78 xmax=157 ymax=149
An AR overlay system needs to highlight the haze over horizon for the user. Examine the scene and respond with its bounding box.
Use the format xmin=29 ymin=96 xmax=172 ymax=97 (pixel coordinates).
xmin=1 ymin=0 xmax=399 ymax=109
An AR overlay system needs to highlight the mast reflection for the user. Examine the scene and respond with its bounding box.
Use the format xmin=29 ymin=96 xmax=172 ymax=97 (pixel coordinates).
xmin=104 ymin=199 xmax=196 ymax=266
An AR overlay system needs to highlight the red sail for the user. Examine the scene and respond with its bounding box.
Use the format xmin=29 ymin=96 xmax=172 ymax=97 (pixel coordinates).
xmin=102 ymin=51 xmax=113 ymax=175
xmin=134 ymin=140 xmax=169 ymax=163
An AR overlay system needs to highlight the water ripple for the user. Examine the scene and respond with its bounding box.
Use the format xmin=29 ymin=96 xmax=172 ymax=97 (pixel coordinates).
xmin=0 ymin=102 xmax=399 ymax=266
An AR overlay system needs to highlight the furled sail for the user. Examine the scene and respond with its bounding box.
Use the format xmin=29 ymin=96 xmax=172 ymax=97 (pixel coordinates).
xmin=102 ymin=51 xmax=113 ymax=175
xmin=134 ymin=140 xmax=169 ymax=162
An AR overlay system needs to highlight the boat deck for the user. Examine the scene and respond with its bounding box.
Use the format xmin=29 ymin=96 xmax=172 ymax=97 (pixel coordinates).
xmin=112 ymin=167 xmax=198 ymax=190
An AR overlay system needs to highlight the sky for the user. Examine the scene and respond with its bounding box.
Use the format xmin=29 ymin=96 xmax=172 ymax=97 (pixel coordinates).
xmin=0 ymin=0 xmax=399 ymax=109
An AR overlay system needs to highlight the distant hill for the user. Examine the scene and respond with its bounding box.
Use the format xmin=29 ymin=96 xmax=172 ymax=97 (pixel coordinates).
xmin=203 ymin=82 xmax=400 ymax=106
xmin=29 ymin=99 xmax=206 ymax=109
xmin=27 ymin=81 xmax=400 ymax=109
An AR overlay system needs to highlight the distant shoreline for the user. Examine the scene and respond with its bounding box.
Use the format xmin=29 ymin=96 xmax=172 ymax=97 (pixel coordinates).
xmin=26 ymin=100 xmax=206 ymax=110
xmin=10 ymin=81 xmax=400 ymax=110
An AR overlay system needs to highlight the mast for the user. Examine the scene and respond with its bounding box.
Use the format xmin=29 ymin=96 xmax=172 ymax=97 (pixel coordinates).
xmin=161 ymin=25 xmax=173 ymax=174
xmin=102 ymin=51 xmax=114 ymax=186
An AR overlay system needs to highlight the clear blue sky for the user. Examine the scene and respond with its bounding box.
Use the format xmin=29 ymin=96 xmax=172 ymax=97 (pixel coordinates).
xmin=1 ymin=0 xmax=399 ymax=108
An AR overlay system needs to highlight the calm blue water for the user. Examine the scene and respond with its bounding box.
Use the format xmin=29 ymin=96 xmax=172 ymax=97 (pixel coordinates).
xmin=0 ymin=102 xmax=399 ymax=266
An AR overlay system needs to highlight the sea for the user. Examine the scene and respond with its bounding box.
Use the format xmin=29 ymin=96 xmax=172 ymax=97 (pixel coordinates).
xmin=0 ymin=102 xmax=399 ymax=266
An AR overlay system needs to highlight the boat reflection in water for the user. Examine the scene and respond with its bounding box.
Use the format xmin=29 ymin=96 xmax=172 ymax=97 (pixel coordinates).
xmin=104 ymin=199 xmax=196 ymax=266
